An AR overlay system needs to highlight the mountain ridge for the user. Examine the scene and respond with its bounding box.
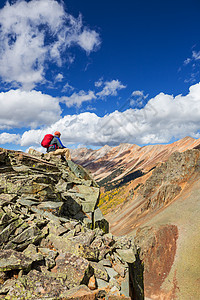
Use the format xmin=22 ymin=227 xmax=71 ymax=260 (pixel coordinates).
xmin=71 ymin=137 xmax=200 ymax=184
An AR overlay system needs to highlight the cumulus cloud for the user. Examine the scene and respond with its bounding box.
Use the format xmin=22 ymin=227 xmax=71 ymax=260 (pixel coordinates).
xmin=131 ymin=90 xmax=145 ymax=97
xmin=62 ymin=90 xmax=96 ymax=107
xmin=130 ymin=90 xmax=149 ymax=108
xmin=0 ymin=133 xmax=21 ymax=144
xmin=0 ymin=0 xmax=100 ymax=90
xmin=0 ymin=89 xmax=61 ymax=129
xmin=19 ymin=82 xmax=200 ymax=147
xmin=77 ymin=30 xmax=101 ymax=53
xmin=96 ymin=80 xmax=126 ymax=98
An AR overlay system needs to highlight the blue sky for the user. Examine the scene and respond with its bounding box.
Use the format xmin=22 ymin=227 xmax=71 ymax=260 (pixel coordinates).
xmin=0 ymin=0 xmax=200 ymax=151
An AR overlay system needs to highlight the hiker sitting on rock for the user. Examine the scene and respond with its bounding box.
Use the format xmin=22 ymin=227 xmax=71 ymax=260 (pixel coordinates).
xmin=47 ymin=131 xmax=71 ymax=160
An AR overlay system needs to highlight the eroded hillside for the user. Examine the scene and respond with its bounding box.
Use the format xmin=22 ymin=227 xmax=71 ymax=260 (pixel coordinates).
xmin=71 ymin=137 xmax=200 ymax=299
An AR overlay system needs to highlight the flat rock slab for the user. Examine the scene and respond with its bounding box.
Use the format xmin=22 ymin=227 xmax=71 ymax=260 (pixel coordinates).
xmin=116 ymin=249 xmax=136 ymax=264
xmin=0 ymin=249 xmax=33 ymax=271
xmin=6 ymin=269 xmax=68 ymax=299
xmin=17 ymin=198 xmax=39 ymax=207
xmin=60 ymin=284 xmax=96 ymax=300
xmin=0 ymin=219 xmax=23 ymax=244
xmin=67 ymin=185 xmax=99 ymax=213
xmin=37 ymin=201 xmax=64 ymax=216
xmin=90 ymin=261 xmax=109 ymax=281
xmin=67 ymin=160 xmax=93 ymax=182
xmin=9 ymin=225 xmax=41 ymax=244
xmin=51 ymin=252 xmax=92 ymax=289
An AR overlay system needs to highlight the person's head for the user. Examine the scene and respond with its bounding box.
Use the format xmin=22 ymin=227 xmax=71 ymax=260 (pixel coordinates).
xmin=54 ymin=131 xmax=61 ymax=138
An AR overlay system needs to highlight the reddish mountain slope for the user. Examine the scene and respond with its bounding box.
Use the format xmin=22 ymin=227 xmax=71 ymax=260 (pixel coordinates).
xmin=106 ymin=149 xmax=200 ymax=299
xmin=71 ymin=136 xmax=200 ymax=184
xmin=71 ymin=137 xmax=200 ymax=299
xmin=71 ymin=137 xmax=200 ymax=213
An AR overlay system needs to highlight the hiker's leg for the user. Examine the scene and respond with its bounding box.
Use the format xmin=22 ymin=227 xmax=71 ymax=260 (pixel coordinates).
xmin=63 ymin=148 xmax=71 ymax=160
xmin=53 ymin=149 xmax=64 ymax=156
xmin=53 ymin=148 xmax=71 ymax=160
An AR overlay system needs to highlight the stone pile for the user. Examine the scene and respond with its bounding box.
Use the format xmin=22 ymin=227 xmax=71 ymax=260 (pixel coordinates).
xmin=0 ymin=148 xmax=137 ymax=299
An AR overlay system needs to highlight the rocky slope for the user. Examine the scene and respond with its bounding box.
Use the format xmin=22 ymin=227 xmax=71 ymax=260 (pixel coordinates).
xmin=0 ymin=148 xmax=141 ymax=300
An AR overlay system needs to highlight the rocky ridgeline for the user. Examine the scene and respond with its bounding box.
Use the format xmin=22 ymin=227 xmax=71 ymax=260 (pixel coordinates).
xmin=0 ymin=148 xmax=138 ymax=300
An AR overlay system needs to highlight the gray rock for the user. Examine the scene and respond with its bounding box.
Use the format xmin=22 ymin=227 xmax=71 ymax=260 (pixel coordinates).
xmin=66 ymin=160 xmax=93 ymax=182
xmin=23 ymin=244 xmax=43 ymax=262
xmin=112 ymin=262 xmax=126 ymax=277
xmin=0 ymin=249 xmax=33 ymax=271
xmin=17 ymin=198 xmax=39 ymax=207
xmin=69 ymin=230 xmax=95 ymax=246
xmin=7 ymin=269 xmax=68 ymax=299
xmin=116 ymin=249 xmax=136 ymax=263
xmin=62 ymin=193 xmax=82 ymax=216
xmin=96 ymin=278 xmax=109 ymax=289
xmin=104 ymin=267 xmax=118 ymax=279
xmin=47 ymin=220 xmax=69 ymax=236
xmin=120 ymin=272 xmax=130 ymax=297
xmin=9 ymin=225 xmax=41 ymax=244
xmin=51 ymin=252 xmax=93 ymax=289
xmin=0 ymin=278 xmax=16 ymax=295
xmin=0 ymin=219 xmax=23 ymax=245
xmin=109 ymin=277 xmax=121 ymax=290
xmin=60 ymin=285 xmax=92 ymax=298
xmin=98 ymin=259 xmax=112 ymax=267
xmin=66 ymin=185 xmax=99 ymax=213
xmin=90 ymin=262 xmax=109 ymax=281
xmin=93 ymin=208 xmax=109 ymax=233
xmin=38 ymin=247 xmax=57 ymax=269
xmin=37 ymin=201 xmax=64 ymax=216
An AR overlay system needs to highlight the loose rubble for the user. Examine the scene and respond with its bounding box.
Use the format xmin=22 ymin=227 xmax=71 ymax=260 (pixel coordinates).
xmin=0 ymin=148 xmax=138 ymax=299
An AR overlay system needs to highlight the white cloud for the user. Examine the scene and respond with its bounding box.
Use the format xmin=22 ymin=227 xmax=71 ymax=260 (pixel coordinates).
xmin=0 ymin=89 xmax=61 ymax=129
xmin=95 ymin=78 xmax=103 ymax=87
xmin=0 ymin=133 xmax=21 ymax=144
xmin=77 ymin=29 xmax=101 ymax=53
xmin=130 ymin=90 xmax=148 ymax=107
xmin=20 ymin=82 xmax=200 ymax=147
xmin=97 ymin=80 xmax=126 ymax=98
xmin=62 ymin=90 xmax=96 ymax=107
xmin=86 ymin=105 xmax=96 ymax=111
xmin=0 ymin=0 xmax=100 ymax=90
xmin=131 ymin=90 xmax=145 ymax=97
xmin=55 ymin=73 xmax=64 ymax=82
xmin=184 ymin=58 xmax=191 ymax=65
xmin=192 ymin=51 xmax=200 ymax=61
xmin=62 ymin=82 xmax=74 ymax=93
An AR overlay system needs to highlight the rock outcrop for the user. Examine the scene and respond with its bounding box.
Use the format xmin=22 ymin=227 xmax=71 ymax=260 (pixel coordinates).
xmin=0 ymin=148 xmax=139 ymax=299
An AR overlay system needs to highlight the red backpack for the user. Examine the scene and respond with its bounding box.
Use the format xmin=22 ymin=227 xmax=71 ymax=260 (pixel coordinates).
xmin=41 ymin=134 xmax=54 ymax=148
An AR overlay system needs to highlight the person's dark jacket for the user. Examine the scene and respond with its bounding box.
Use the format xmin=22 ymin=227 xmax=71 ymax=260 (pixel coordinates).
xmin=47 ymin=136 xmax=66 ymax=153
